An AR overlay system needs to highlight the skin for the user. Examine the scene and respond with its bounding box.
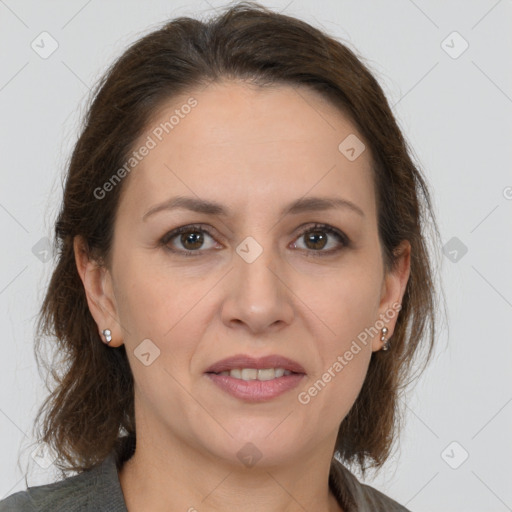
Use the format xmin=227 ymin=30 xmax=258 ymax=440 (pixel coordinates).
xmin=75 ymin=80 xmax=410 ymax=512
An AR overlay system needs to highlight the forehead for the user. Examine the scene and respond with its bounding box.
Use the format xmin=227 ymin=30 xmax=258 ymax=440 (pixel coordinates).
xmin=119 ymin=80 xmax=376 ymax=220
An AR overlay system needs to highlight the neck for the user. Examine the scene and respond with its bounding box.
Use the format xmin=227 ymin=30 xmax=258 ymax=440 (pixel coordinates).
xmin=118 ymin=430 xmax=343 ymax=512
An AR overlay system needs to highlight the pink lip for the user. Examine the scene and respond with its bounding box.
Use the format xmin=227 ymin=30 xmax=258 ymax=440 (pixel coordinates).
xmin=204 ymin=354 xmax=306 ymax=374
xmin=206 ymin=373 xmax=306 ymax=402
xmin=204 ymin=354 xmax=306 ymax=403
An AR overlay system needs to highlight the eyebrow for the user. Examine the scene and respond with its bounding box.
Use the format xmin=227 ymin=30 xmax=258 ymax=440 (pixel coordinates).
xmin=142 ymin=195 xmax=365 ymax=221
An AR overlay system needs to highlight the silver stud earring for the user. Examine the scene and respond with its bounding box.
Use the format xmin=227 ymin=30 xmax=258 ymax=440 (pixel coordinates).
xmin=102 ymin=329 xmax=112 ymax=344
xmin=380 ymin=327 xmax=390 ymax=351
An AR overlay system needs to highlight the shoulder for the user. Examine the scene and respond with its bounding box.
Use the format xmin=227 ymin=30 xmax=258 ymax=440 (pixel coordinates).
xmin=0 ymin=453 xmax=126 ymax=512
xmin=357 ymin=481 xmax=412 ymax=512
xmin=330 ymin=457 xmax=412 ymax=511
xmin=0 ymin=491 xmax=35 ymax=511
xmin=0 ymin=468 xmax=98 ymax=512
xmin=0 ymin=472 xmax=88 ymax=512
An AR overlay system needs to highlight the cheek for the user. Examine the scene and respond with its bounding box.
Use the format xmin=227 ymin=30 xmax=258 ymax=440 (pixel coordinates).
xmin=302 ymin=306 xmax=375 ymax=429
xmin=114 ymin=260 xmax=207 ymax=401
xmin=307 ymin=261 xmax=382 ymax=347
xmin=114 ymin=254 xmax=217 ymax=381
xmin=113 ymin=249 xmax=199 ymax=337
xmin=298 ymin=261 xmax=381 ymax=410
xmin=114 ymin=275 xmax=170 ymax=341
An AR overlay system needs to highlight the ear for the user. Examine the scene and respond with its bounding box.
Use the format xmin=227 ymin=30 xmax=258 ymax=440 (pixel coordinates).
xmin=372 ymin=240 xmax=411 ymax=352
xmin=73 ymin=235 xmax=123 ymax=347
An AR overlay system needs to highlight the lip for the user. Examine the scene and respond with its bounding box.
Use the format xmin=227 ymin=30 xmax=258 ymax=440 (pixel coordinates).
xmin=204 ymin=353 xmax=307 ymax=374
xmin=206 ymin=372 xmax=305 ymax=402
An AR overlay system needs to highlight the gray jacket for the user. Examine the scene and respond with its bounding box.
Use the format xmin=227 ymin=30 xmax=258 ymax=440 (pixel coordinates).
xmin=0 ymin=452 xmax=411 ymax=511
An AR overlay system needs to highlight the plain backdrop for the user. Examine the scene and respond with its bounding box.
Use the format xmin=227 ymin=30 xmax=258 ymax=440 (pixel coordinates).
xmin=1 ymin=1 xmax=511 ymax=510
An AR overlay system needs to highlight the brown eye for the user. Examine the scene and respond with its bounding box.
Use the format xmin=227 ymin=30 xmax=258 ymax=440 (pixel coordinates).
xmin=160 ymin=224 xmax=218 ymax=256
xmin=179 ymin=230 xmax=205 ymax=250
xmin=292 ymin=223 xmax=349 ymax=256
xmin=303 ymin=229 xmax=328 ymax=250
xmin=160 ymin=222 xmax=350 ymax=258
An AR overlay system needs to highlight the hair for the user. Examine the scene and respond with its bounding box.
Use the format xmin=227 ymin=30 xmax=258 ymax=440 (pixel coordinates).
xmin=30 ymin=0 xmax=444 ymax=481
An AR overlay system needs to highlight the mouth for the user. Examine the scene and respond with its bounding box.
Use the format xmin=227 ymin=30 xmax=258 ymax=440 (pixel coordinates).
xmin=204 ymin=353 xmax=306 ymax=377
xmin=207 ymin=367 xmax=300 ymax=381
xmin=204 ymin=354 xmax=306 ymax=402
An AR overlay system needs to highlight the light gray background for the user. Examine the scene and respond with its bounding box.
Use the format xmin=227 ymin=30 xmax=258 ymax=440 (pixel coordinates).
xmin=1 ymin=1 xmax=511 ymax=510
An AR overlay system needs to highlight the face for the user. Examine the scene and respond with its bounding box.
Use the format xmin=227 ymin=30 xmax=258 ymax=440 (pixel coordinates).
xmin=77 ymin=80 xmax=410 ymax=469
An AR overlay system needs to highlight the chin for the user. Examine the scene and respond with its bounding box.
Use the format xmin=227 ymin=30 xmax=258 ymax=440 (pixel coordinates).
xmin=198 ymin=427 xmax=301 ymax=468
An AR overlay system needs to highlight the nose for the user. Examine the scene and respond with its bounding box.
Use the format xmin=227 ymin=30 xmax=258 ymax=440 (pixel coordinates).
xmin=220 ymin=240 xmax=294 ymax=335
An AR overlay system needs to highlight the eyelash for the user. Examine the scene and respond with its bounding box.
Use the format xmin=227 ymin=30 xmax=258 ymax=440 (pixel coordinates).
xmin=159 ymin=223 xmax=350 ymax=258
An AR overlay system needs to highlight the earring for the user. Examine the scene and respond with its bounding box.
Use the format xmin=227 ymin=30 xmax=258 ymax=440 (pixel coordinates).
xmin=380 ymin=327 xmax=390 ymax=351
xmin=102 ymin=329 xmax=112 ymax=345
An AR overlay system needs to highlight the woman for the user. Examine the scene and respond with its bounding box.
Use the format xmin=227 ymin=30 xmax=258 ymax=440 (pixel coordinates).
xmin=0 ymin=2 xmax=441 ymax=510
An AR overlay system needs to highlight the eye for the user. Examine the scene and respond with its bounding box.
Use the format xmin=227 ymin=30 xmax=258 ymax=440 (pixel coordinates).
xmin=160 ymin=224 xmax=219 ymax=256
xmin=291 ymin=223 xmax=350 ymax=256
xmin=160 ymin=222 xmax=350 ymax=258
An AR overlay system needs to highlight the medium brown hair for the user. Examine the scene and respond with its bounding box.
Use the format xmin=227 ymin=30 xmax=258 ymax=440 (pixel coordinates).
xmin=31 ymin=1 xmax=443 ymax=479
